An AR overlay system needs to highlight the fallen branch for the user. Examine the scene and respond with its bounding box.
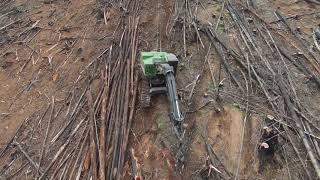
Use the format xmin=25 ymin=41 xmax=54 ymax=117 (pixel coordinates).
xmin=278 ymin=79 xmax=320 ymax=178
xmin=13 ymin=141 xmax=44 ymax=173
xmin=37 ymin=97 xmax=55 ymax=178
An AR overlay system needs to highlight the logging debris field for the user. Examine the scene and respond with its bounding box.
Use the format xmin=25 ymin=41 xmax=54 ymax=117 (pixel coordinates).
xmin=1 ymin=0 xmax=320 ymax=179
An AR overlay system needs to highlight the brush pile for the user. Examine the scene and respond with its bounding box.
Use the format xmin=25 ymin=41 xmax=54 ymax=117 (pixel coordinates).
xmin=0 ymin=0 xmax=141 ymax=179
xmin=198 ymin=0 xmax=320 ymax=178
xmin=1 ymin=0 xmax=320 ymax=179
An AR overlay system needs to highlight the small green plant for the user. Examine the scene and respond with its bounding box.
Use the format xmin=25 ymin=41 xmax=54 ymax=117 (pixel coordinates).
xmin=156 ymin=115 xmax=166 ymax=130
xmin=15 ymin=5 xmax=26 ymax=13
xmin=208 ymin=82 xmax=217 ymax=93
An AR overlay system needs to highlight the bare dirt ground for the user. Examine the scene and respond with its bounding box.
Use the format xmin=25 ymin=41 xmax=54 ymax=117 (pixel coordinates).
xmin=0 ymin=0 xmax=113 ymax=146
xmin=1 ymin=0 xmax=320 ymax=179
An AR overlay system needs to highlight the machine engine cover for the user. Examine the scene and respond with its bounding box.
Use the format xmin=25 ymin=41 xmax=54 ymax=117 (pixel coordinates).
xmin=140 ymin=51 xmax=178 ymax=78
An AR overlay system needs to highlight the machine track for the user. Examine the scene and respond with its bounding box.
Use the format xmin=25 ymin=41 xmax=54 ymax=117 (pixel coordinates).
xmin=140 ymin=79 xmax=151 ymax=107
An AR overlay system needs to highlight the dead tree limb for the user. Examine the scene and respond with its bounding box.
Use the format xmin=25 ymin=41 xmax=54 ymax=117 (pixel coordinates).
xmin=278 ymin=79 xmax=320 ymax=178
xmin=86 ymin=89 xmax=98 ymax=180
xmin=13 ymin=141 xmax=44 ymax=173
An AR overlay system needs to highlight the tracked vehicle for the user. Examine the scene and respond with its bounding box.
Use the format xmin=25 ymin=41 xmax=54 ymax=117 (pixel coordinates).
xmin=140 ymin=52 xmax=184 ymax=131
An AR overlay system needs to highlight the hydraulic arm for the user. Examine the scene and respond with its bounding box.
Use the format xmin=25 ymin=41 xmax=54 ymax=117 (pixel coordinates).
xmin=161 ymin=64 xmax=184 ymax=128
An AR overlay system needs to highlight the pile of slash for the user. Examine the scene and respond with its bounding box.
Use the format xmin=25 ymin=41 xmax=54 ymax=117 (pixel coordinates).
xmin=168 ymin=0 xmax=320 ymax=178
xmin=197 ymin=0 xmax=320 ymax=179
xmin=0 ymin=0 xmax=320 ymax=179
xmin=0 ymin=0 xmax=142 ymax=179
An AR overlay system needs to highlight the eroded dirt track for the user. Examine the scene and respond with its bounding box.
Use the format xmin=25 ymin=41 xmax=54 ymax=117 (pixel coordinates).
xmin=1 ymin=0 xmax=320 ymax=179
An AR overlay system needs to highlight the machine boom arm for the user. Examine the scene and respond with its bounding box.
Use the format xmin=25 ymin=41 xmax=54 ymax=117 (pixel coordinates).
xmin=161 ymin=64 xmax=184 ymax=127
